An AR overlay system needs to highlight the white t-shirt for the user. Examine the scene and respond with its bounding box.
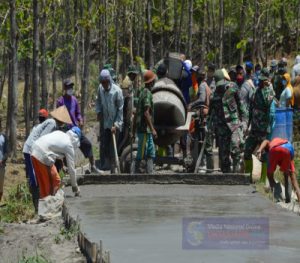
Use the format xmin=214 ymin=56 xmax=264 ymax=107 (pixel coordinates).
xmin=31 ymin=130 xmax=79 ymax=187
xmin=279 ymin=87 xmax=292 ymax=108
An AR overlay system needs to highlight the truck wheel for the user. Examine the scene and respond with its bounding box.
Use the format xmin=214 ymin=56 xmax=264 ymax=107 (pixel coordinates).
xmin=120 ymin=144 xmax=138 ymax=173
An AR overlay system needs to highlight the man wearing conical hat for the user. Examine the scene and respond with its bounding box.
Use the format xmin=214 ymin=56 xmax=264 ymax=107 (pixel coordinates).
xmin=31 ymin=126 xmax=82 ymax=203
xmin=23 ymin=106 xmax=73 ymax=212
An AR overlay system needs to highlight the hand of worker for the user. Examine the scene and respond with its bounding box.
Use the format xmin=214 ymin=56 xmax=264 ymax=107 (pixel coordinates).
xmin=111 ymin=126 xmax=117 ymax=134
xmin=78 ymin=119 xmax=84 ymax=128
xmin=256 ymin=150 xmax=262 ymax=161
xmin=152 ymin=129 xmax=158 ymax=139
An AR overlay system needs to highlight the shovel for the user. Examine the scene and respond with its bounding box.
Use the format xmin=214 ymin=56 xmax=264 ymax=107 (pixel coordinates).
xmin=112 ymin=132 xmax=121 ymax=174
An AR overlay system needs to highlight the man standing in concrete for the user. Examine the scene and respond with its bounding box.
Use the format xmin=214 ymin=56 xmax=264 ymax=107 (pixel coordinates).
xmin=57 ymin=79 xmax=101 ymax=174
xmin=96 ymin=69 xmax=124 ymax=173
xmin=132 ymin=70 xmax=157 ymax=174
xmin=211 ymin=69 xmax=247 ymax=173
xmin=244 ymin=68 xmax=275 ymax=182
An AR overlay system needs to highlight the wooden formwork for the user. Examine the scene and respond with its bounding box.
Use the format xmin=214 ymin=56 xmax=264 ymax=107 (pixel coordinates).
xmin=62 ymin=205 xmax=111 ymax=263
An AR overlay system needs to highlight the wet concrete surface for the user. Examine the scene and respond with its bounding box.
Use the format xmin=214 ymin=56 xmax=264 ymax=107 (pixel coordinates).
xmin=65 ymin=185 xmax=300 ymax=263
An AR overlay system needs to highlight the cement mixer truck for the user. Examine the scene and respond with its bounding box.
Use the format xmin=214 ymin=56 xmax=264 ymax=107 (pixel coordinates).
xmin=119 ymin=53 xmax=194 ymax=173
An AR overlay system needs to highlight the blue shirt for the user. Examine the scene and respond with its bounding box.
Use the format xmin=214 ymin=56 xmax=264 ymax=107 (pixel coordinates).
xmin=96 ymin=83 xmax=124 ymax=130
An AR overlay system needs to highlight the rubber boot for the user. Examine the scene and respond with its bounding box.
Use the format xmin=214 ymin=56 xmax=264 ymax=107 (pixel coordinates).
xmin=260 ymin=162 xmax=268 ymax=184
xmin=146 ymin=158 xmax=154 ymax=174
xmin=244 ymin=159 xmax=253 ymax=182
xmin=206 ymin=156 xmax=214 ymax=173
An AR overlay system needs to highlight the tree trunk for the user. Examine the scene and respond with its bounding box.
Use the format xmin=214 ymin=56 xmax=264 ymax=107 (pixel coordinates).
xmin=0 ymin=53 xmax=7 ymax=103
xmin=24 ymin=57 xmax=31 ymax=138
xmin=32 ymin=0 xmax=39 ymax=125
xmin=178 ymin=0 xmax=185 ymax=52
xmin=40 ymin=0 xmax=48 ymax=109
xmin=239 ymin=0 xmax=247 ymax=65
xmin=160 ymin=0 xmax=164 ymax=58
xmin=206 ymin=0 xmax=212 ymax=53
xmin=187 ymin=0 xmax=193 ymax=58
xmin=146 ymin=0 xmax=154 ymax=68
xmin=212 ymin=0 xmax=216 ymax=63
xmin=296 ymin=0 xmax=300 ymax=52
xmin=62 ymin=0 xmax=72 ymax=78
xmin=73 ymin=0 xmax=79 ymax=92
xmin=8 ymin=0 xmax=18 ymax=158
xmin=174 ymin=0 xmax=179 ymax=51
xmin=252 ymin=0 xmax=258 ymax=62
xmin=81 ymin=0 xmax=91 ymax=119
xmin=200 ymin=0 xmax=206 ymax=64
xmin=115 ymin=2 xmax=120 ymax=75
xmin=218 ymin=0 xmax=224 ymax=67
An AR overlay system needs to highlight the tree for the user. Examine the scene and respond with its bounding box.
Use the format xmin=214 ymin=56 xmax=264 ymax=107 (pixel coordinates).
xmin=187 ymin=0 xmax=193 ymax=58
xmin=7 ymin=0 xmax=18 ymax=157
xmin=81 ymin=0 xmax=92 ymax=119
xmin=218 ymin=0 xmax=224 ymax=67
xmin=146 ymin=0 xmax=154 ymax=68
xmin=40 ymin=0 xmax=48 ymax=109
xmin=32 ymin=0 xmax=39 ymax=125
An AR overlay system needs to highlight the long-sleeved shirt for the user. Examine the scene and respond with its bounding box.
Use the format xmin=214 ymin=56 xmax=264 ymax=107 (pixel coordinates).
xmin=292 ymin=63 xmax=300 ymax=81
xmin=95 ymin=83 xmax=124 ymax=130
xmin=23 ymin=119 xmax=57 ymax=154
xmin=31 ymin=130 xmax=78 ymax=187
xmin=56 ymin=95 xmax=82 ymax=126
xmin=0 ymin=133 xmax=8 ymax=163
xmin=239 ymin=79 xmax=256 ymax=122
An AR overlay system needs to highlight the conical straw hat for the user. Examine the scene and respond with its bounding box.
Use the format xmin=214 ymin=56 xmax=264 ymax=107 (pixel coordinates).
xmin=50 ymin=105 xmax=73 ymax=125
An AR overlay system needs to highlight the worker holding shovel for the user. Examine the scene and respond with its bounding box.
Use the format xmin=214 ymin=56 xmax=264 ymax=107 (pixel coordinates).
xmin=96 ymin=69 xmax=124 ymax=174
xmin=132 ymin=70 xmax=157 ymax=174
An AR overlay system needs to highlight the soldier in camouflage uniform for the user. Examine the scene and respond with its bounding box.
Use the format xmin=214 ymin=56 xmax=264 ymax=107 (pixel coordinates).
xmin=132 ymin=70 xmax=157 ymax=174
xmin=210 ymin=69 xmax=247 ymax=173
xmin=244 ymin=68 xmax=275 ymax=181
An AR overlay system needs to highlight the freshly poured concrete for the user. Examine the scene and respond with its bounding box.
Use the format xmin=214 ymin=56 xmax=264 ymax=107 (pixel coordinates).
xmin=65 ymin=185 xmax=300 ymax=263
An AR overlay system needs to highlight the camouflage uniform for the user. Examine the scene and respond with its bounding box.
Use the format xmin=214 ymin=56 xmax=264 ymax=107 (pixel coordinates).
xmin=211 ymin=79 xmax=247 ymax=173
xmin=136 ymin=87 xmax=155 ymax=160
xmin=244 ymin=84 xmax=275 ymax=160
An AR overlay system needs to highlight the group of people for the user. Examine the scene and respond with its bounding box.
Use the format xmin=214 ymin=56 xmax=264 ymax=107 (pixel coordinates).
xmin=176 ymin=56 xmax=300 ymax=203
xmin=21 ymin=79 xmax=104 ymax=211
xmin=1 ymin=54 xmax=300 ymax=210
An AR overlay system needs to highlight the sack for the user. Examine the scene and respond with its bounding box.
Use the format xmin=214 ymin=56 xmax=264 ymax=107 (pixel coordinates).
xmin=38 ymin=189 xmax=65 ymax=221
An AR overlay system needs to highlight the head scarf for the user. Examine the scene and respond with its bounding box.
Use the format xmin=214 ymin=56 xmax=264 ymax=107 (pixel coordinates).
xmin=99 ymin=69 xmax=112 ymax=83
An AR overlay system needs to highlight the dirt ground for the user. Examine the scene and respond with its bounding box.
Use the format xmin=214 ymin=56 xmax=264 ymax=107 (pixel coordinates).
xmin=0 ymin=217 xmax=85 ymax=263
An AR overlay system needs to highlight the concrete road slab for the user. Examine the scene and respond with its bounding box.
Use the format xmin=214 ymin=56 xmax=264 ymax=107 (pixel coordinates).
xmin=65 ymin=185 xmax=300 ymax=263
